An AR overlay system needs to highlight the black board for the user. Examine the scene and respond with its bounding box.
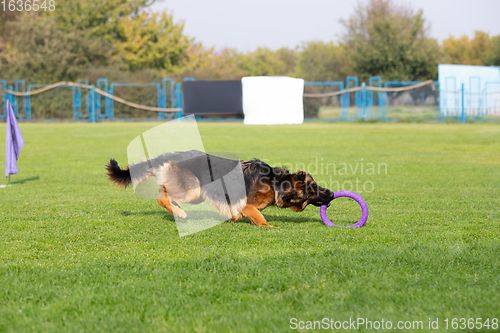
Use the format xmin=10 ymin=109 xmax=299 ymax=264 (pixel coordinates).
xmin=182 ymin=80 xmax=243 ymax=115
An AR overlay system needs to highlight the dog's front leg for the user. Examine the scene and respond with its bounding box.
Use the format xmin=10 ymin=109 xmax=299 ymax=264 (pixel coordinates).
xmin=241 ymin=205 xmax=278 ymax=228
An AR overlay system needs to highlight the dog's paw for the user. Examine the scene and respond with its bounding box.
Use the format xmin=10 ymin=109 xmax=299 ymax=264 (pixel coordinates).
xmin=174 ymin=211 xmax=188 ymax=219
xmin=260 ymin=224 xmax=279 ymax=228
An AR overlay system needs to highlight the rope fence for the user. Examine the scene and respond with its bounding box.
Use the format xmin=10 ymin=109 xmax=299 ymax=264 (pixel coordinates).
xmin=6 ymin=79 xmax=435 ymax=101
xmin=3 ymin=78 xmax=497 ymax=122
xmin=4 ymin=81 xmax=181 ymax=113
xmin=303 ymin=80 xmax=435 ymax=97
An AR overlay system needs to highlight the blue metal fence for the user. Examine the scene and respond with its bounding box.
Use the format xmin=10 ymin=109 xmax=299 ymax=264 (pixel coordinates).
xmin=304 ymin=76 xmax=390 ymax=121
xmin=367 ymin=76 xmax=385 ymax=121
xmin=1 ymin=78 xmax=181 ymax=121
xmin=2 ymin=76 xmax=497 ymax=122
xmin=439 ymin=76 xmax=500 ymax=122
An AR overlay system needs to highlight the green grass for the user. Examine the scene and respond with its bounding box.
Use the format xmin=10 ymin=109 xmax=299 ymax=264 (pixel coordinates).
xmin=318 ymin=105 xmax=440 ymax=122
xmin=0 ymin=122 xmax=499 ymax=332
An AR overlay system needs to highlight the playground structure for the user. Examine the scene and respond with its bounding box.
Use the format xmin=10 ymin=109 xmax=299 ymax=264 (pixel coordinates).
xmin=1 ymin=75 xmax=499 ymax=122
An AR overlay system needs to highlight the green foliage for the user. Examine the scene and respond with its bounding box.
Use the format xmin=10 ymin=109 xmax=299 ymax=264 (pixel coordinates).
xmin=297 ymin=41 xmax=351 ymax=118
xmin=341 ymin=0 xmax=439 ymax=81
xmin=239 ymin=47 xmax=296 ymax=76
xmin=485 ymin=35 xmax=500 ymax=66
xmin=47 ymin=0 xmax=156 ymax=39
xmin=113 ymin=12 xmax=192 ymax=71
xmin=275 ymin=47 xmax=297 ymax=76
xmin=176 ymin=47 xmax=246 ymax=80
xmin=0 ymin=0 xmax=192 ymax=78
xmin=0 ymin=13 xmax=113 ymax=82
xmin=176 ymin=47 xmax=298 ymax=81
xmin=441 ymin=31 xmax=500 ymax=66
xmin=0 ymin=0 xmax=24 ymax=41
xmin=296 ymin=41 xmax=350 ymax=81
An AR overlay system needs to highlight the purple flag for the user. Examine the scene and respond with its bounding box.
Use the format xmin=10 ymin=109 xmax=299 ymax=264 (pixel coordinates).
xmin=5 ymin=100 xmax=24 ymax=177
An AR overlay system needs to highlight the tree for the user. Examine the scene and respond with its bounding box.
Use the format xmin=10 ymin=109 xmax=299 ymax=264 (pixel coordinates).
xmin=47 ymin=0 xmax=156 ymax=39
xmin=47 ymin=0 xmax=193 ymax=71
xmin=275 ymin=47 xmax=298 ymax=76
xmin=175 ymin=47 xmax=298 ymax=80
xmin=113 ymin=12 xmax=192 ymax=71
xmin=1 ymin=0 xmax=195 ymax=76
xmin=296 ymin=41 xmax=351 ymax=118
xmin=1 ymin=13 xmax=113 ymax=82
xmin=441 ymin=31 xmax=499 ymax=66
xmin=239 ymin=47 xmax=289 ymax=76
xmin=296 ymin=41 xmax=350 ymax=81
xmin=176 ymin=47 xmax=247 ymax=80
xmin=484 ymin=35 xmax=500 ymax=66
xmin=341 ymin=0 xmax=439 ymax=80
xmin=0 ymin=0 xmax=25 ymax=40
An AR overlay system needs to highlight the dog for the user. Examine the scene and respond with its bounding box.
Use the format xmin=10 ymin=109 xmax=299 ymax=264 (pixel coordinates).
xmin=106 ymin=150 xmax=334 ymax=228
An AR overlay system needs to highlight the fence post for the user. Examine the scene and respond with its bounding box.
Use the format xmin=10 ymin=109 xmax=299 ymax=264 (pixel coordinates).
xmin=346 ymin=76 xmax=359 ymax=121
xmin=76 ymin=85 xmax=81 ymax=121
xmin=109 ymin=85 xmax=114 ymax=120
xmin=14 ymin=80 xmax=24 ymax=119
xmin=72 ymin=86 xmax=76 ymax=120
xmin=26 ymin=90 xmax=31 ymax=121
xmin=161 ymin=78 xmax=176 ymax=121
xmin=8 ymin=85 xmax=15 ymax=117
xmin=90 ymin=85 xmax=96 ymax=124
xmin=76 ymin=80 xmax=82 ymax=121
xmin=368 ymin=76 xmax=381 ymax=119
xmin=96 ymin=78 xmax=110 ymax=120
xmin=158 ymin=82 xmax=164 ymax=121
xmin=176 ymin=83 xmax=182 ymax=119
xmin=340 ymin=83 xmax=347 ymax=121
xmin=85 ymin=80 xmax=91 ymax=119
xmin=461 ymin=83 xmax=465 ymax=124
xmin=362 ymin=82 xmax=366 ymax=120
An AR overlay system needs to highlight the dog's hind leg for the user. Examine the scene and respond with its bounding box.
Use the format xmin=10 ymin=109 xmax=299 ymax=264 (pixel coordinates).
xmin=241 ymin=205 xmax=278 ymax=228
xmin=157 ymin=186 xmax=187 ymax=219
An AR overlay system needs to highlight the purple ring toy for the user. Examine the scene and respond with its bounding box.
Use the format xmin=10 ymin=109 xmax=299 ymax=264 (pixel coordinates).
xmin=320 ymin=190 xmax=368 ymax=228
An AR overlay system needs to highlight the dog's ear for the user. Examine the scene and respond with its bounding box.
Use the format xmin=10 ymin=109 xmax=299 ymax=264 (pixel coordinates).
xmin=294 ymin=169 xmax=307 ymax=182
xmin=272 ymin=167 xmax=289 ymax=180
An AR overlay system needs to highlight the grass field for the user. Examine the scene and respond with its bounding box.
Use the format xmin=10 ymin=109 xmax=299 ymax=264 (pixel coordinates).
xmin=0 ymin=122 xmax=499 ymax=332
xmin=318 ymin=105 xmax=500 ymax=123
xmin=318 ymin=105 xmax=441 ymax=122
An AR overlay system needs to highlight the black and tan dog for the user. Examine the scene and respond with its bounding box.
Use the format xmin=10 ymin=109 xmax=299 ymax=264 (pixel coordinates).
xmin=106 ymin=150 xmax=334 ymax=228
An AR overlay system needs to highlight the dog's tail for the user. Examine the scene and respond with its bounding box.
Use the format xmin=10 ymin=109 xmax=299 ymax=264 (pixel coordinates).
xmin=106 ymin=159 xmax=132 ymax=188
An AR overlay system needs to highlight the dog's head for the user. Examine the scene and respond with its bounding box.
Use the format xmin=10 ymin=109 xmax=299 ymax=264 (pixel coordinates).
xmin=273 ymin=169 xmax=334 ymax=212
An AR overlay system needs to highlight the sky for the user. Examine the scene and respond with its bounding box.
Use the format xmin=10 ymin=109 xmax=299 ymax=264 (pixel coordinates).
xmin=151 ymin=0 xmax=500 ymax=52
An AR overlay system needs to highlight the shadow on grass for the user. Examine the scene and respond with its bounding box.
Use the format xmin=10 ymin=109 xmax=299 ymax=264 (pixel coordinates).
xmin=119 ymin=210 xmax=354 ymax=225
xmin=266 ymin=215 xmax=318 ymax=224
xmin=11 ymin=176 xmax=40 ymax=185
xmin=121 ymin=210 xmax=176 ymax=221
xmin=270 ymin=214 xmax=361 ymax=226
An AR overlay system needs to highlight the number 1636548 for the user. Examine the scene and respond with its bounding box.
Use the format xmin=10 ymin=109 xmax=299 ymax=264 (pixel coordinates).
xmin=2 ymin=0 xmax=56 ymax=11
xmin=444 ymin=318 xmax=498 ymax=330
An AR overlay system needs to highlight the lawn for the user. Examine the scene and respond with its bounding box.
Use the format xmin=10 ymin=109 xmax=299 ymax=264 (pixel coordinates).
xmin=0 ymin=122 xmax=499 ymax=332
xmin=318 ymin=105 xmax=440 ymax=122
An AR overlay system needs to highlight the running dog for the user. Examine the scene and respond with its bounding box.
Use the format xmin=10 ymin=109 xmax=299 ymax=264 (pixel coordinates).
xmin=106 ymin=150 xmax=334 ymax=228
